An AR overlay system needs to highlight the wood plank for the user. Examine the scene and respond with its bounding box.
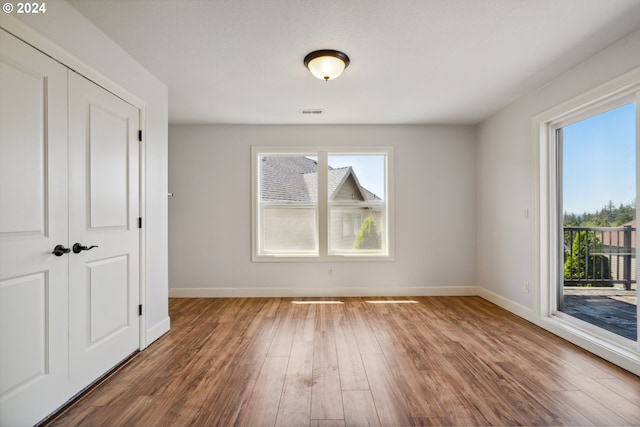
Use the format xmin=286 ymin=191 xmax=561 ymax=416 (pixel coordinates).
xmin=237 ymin=355 xmax=289 ymax=426
xmin=194 ymin=315 xmax=279 ymax=426
xmin=42 ymin=297 xmax=640 ymax=427
xmin=552 ymin=390 xmax=632 ymax=426
xmin=382 ymin=356 xmax=447 ymax=419
xmin=361 ymin=353 xmax=413 ymax=427
xmin=573 ymin=376 xmax=640 ymax=425
xmin=443 ymin=342 xmax=558 ymax=426
xmin=293 ymin=302 xmax=316 ymax=342
xmin=310 ymin=304 xmax=344 ymax=421
xmin=268 ymin=300 xmax=296 ymax=356
xmin=56 ymin=395 xmax=155 ymax=427
xmin=346 ymin=301 xmax=383 ymax=355
xmin=333 ymin=305 xmax=369 ymax=391
xmin=420 ymin=365 xmax=490 ymax=426
xmin=597 ymin=376 xmax=640 ymax=406
xmin=276 ymin=339 xmax=314 ymax=426
xmin=342 ymin=390 xmax=380 ymax=426
xmin=310 ymin=420 xmax=346 ymax=427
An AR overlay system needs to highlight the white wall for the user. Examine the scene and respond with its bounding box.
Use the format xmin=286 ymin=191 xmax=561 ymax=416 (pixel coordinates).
xmin=169 ymin=125 xmax=477 ymax=297
xmin=1 ymin=0 xmax=170 ymax=344
xmin=476 ymin=28 xmax=640 ymax=374
xmin=477 ymin=27 xmax=640 ymax=310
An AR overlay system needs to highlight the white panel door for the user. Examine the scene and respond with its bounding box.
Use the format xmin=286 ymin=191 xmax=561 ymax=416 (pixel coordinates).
xmin=68 ymin=72 xmax=140 ymax=392
xmin=0 ymin=29 xmax=70 ymax=426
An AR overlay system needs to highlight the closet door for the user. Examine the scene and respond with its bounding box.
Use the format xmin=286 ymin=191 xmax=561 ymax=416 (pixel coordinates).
xmin=0 ymin=29 xmax=70 ymax=426
xmin=68 ymin=72 xmax=141 ymax=391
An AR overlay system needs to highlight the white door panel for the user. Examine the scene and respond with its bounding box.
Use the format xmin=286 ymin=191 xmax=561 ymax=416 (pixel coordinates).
xmin=89 ymin=104 xmax=129 ymax=229
xmin=0 ymin=29 xmax=69 ymax=427
xmin=0 ymin=29 xmax=142 ymax=426
xmin=0 ymin=58 xmax=46 ymax=235
xmin=87 ymin=255 xmax=130 ymax=344
xmin=68 ymin=71 xmax=140 ymax=391
xmin=0 ymin=273 xmax=47 ymax=394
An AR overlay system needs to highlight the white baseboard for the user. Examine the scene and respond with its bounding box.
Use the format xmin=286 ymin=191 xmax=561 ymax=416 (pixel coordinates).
xmin=168 ymin=285 xmax=480 ymax=298
xmin=477 ymin=287 xmax=535 ymax=322
xmin=146 ymin=316 xmax=170 ymax=346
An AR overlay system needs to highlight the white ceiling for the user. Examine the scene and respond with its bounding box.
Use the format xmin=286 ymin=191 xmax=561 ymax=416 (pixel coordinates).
xmin=67 ymin=0 xmax=640 ymax=125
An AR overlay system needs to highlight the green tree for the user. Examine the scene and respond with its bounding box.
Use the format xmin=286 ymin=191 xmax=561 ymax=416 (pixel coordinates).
xmin=353 ymin=215 xmax=381 ymax=250
xmin=563 ymin=212 xmax=580 ymax=226
xmin=613 ymin=202 xmax=635 ymax=225
xmin=564 ymin=199 xmax=636 ymax=227
xmin=564 ymin=230 xmax=611 ymax=285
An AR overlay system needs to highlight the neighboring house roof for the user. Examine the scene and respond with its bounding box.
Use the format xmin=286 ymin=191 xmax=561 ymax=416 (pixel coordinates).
xmin=261 ymin=156 xmax=381 ymax=202
xmin=261 ymin=156 xmax=317 ymax=202
xmin=601 ymin=219 xmax=636 ymax=249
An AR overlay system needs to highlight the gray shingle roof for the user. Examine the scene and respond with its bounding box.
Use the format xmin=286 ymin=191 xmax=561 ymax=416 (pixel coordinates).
xmin=261 ymin=156 xmax=317 ymax=202
xmin=260 ymin=156 xmax=381 ymax=202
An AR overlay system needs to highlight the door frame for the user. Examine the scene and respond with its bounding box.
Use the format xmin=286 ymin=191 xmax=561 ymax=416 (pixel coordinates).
xmin=0 ymin=16 xmax=149 ymax=350
xmin=532 ymin=66 xmax=640 ymax=375
xmin=549 ymin=95 xmax=637 ymax=348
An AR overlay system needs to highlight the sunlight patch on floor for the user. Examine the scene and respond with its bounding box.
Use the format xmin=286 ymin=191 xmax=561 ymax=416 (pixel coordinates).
xmin=365 ymin=300 xmax=418 ymax=304
xmin=291 ymin=301 xmax=344 ymax=305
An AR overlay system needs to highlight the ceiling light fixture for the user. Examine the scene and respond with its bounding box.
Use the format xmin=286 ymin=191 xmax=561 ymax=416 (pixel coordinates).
xmin=303 ymin=49 xmax=350 ymax=81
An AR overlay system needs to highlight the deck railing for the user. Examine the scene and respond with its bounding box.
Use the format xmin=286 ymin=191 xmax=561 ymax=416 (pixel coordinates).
xmin=564 ymin=225 xmax=636 ymax=290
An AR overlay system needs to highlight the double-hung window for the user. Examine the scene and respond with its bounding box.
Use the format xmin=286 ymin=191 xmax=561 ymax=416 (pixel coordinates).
xmin=252 ymin=147 xmax=393 ymax=260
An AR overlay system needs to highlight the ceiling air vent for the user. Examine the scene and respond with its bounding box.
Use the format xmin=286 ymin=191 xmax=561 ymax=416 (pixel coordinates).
xmin=300 ymin=109 xmax=323 ymax=115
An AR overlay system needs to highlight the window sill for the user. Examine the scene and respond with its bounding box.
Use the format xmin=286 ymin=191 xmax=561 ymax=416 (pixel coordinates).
xmin=252 ymin=254 xmax=394 ymax=262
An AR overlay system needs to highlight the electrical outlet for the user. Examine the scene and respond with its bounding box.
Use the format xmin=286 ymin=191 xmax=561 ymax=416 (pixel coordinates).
xmin=523 ymin=281 xmax=530 ymax=293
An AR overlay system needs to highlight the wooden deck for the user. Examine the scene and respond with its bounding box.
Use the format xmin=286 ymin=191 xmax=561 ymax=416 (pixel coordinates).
xmin=563 ymin=286 xmax=637 ymax=341
xmin=44 ymin=296 xmax=640 ymax=426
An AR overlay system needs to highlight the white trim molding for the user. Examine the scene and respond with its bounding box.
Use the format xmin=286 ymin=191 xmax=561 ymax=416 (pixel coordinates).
xmin=169 ymin=285 xmax=479 ymax=299
xmin=477 ymin=288 xmax=536 ymax=321
xmin=146 ymin=317 xmax=171 ymax=346
xmin=531 ymin=66 xmax=640 ymax=376
xmin=251 ymin=146 xmax=395 ymax=262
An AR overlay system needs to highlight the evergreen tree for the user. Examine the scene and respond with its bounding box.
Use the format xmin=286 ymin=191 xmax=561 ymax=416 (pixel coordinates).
xmin=564 ymin=200 xmax=636 ymax=227
xmin=605 ymin=200 xmax=615 ymax=224
xmin=614 ymin=202 xmax=635 ymax=225
xmin=563 ymin=212 xmax=580 ymax=226
xmin=564 ymin=231 xmax=611 ymax=285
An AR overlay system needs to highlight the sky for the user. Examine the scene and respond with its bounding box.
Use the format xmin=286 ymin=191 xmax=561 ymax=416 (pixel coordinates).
xmin=562 ymin=102 xmax=636 ymax=215
xmin=328 ymin=155 xmax=385 ymax=200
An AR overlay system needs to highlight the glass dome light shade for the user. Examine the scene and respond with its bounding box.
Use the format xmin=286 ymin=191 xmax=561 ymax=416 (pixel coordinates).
xmin=304 ymin=50 xmax=350 ymax=81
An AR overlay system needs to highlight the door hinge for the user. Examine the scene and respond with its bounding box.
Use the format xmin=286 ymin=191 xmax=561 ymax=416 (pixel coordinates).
xmin=138 ymin=217 xmax=142 ymax=229
xmin=138 ymin=304 xmax=143 ymax=316
xmin=138 ymin=130 xmax=142 ymax=142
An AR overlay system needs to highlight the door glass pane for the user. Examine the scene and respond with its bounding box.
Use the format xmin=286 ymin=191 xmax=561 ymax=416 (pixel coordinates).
xmin=561 ymin=102 xmax=637 ymax=341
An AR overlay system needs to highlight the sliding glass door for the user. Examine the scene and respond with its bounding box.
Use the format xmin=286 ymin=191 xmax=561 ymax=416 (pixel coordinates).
xmin=557 ymin=100 xmax=638 ymax=343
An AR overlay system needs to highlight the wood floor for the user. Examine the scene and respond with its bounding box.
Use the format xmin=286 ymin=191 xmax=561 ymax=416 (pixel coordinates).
xmin=46 ymin=297 xmax=640 ymax=426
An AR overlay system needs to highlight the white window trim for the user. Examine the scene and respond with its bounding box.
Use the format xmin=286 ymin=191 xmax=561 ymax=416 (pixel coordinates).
xmin=251 ymin=146 xmax=395 ymax=262
xmin=532 ymin=66 xmax=640 ymax=372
